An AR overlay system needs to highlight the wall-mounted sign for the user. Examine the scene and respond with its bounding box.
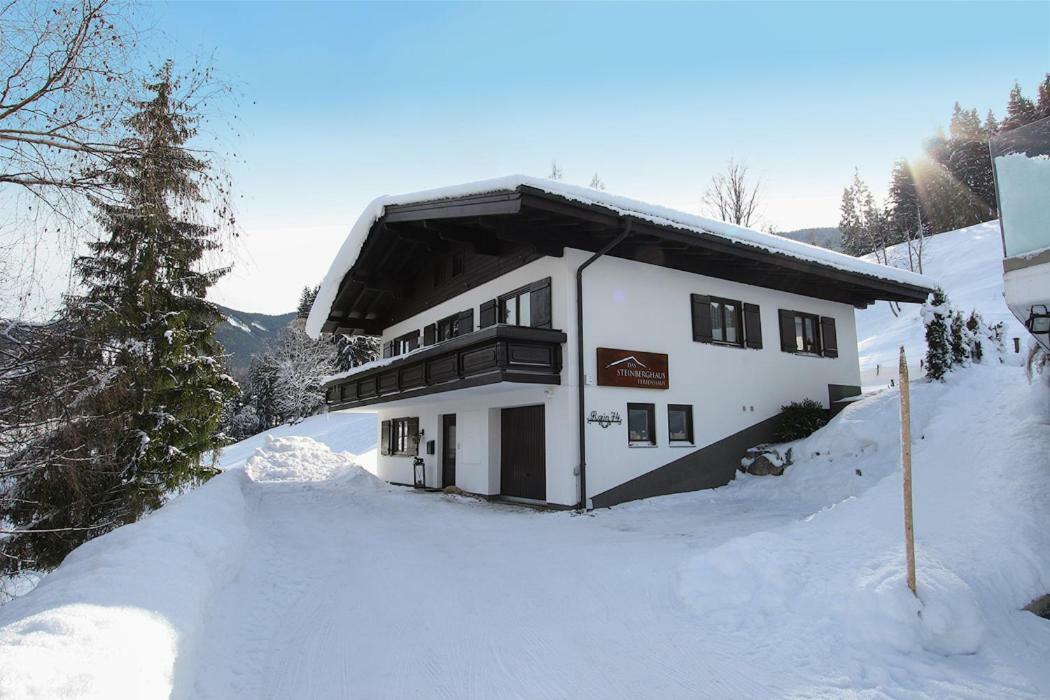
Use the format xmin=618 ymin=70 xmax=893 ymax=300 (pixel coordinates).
xmin=587 ymin=410 xmax=622 ymax=429
xmin=596 ymin=347 xmax=669 ymax=390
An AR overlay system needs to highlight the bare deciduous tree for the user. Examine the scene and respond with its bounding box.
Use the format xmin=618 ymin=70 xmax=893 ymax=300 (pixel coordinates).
xmin=0 ymin=0 xmax=136 ymax=202
xmin=702 ymin=158 xmax=762 ymax=228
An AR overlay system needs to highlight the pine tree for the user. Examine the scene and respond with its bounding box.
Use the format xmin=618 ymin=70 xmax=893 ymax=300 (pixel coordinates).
xmin=1035 ymin=73 xmax=1050 ymax=120
xmin=949 ymin=311 xmax=967 ymax=366
xmin=74 ymin=60 xmax=237 ymax=503
xmin=966 ymin=311 xmax=984 ymax=363
xmin=297 ymin=284 xmax=320 ymax=319
xmin=1002 ymin=81 xmax=1039 ymax=130
xmin=887 ymin=160 xmax=928 ymax=272
xmin=1 ymin=62 xmax=236 ymax=572
xmin=983 ymin=110 xmax=999 ymax=135
xmin=922 ymin=288 xmax=952 ymax=381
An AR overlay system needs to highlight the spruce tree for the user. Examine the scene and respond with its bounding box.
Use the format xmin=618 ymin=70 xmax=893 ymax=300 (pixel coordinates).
xmin=1 ymin=62 xmax=235 ymax=572
xmin=922 ymin=288 xmax=952 ymax=381
xmin=1002 ymin=82 xmax=1039 ymax=130
xmin=966 ymin=311 xmax=984 ymax=363
xmin=887 ymin=160 xmax=928 ymax=271
xmin=297 ymin=284 xmax=320 ymax=319
xmin=983 ymin=110 xmax=999 ymax=135
xmin=949 ymin=311 xmax=967 ymax=366
xmin=1037 ymin=74 xmax=1050 ymax=120
xmin=74 ymin=60 xmax=236 ymax=507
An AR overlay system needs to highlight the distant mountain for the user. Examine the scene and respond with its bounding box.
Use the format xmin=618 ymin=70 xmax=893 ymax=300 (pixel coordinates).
xmin=776 ymin=227 xmax=842 ymax=252
xmin=214 ymin=305 xmax=296 ymax=379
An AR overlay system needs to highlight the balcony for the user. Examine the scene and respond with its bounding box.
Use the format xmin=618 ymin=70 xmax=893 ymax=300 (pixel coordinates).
xmin=324 ymin=325 xmax=567 ymax=409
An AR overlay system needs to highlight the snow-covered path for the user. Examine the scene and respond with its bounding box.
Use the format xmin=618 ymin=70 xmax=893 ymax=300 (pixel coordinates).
xmin=190 ymin=471 xmax=809 ymax=699
xmin=3 ymin=366 xmax=1049 ymax=699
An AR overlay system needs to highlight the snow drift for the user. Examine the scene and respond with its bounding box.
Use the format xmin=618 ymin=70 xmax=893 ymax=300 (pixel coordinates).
xmin=0 ymin=435 xmax=373 ymax=700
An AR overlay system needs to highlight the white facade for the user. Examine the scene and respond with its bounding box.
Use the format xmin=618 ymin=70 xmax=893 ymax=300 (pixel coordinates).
xmin=347 ymin=249 xmax=861 ymax=508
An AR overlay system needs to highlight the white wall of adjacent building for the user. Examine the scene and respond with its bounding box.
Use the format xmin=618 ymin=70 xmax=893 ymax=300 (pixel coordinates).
xmin=350 ymin=248 xmax=862 ymax=507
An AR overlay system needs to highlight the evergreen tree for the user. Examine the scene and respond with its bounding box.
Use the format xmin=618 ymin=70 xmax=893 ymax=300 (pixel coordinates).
xmin=297 ymin=284 xmax=320 ymax=319
xmin=966 ymin=311 xmax=984 ymax=363
xmin=922 ymin=288 xmax=952 ymax=381
xmin=838 ymin=170 xmax=868 ymax=256
xmin=74 ymin=60 xmax=237 ymax=504
xmin=1002 ymin=81 xmax=1039 ymax=130
xmin=1037 ymin=74 xmax=1050 ymax=120
xmin=983 ymin=109 xmax=999 ymax=135
xmin=886 ymin=160 xmax=928 ymax=272
xmin=1 ymin=62 xmax=235 ymax=572
xmin=949 ymin=311 xmax=967 ymax=366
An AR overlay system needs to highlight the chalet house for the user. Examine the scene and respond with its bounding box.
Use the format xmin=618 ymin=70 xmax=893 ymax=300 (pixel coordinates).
xmin=306 ymin=176 xmax=934 ymax=509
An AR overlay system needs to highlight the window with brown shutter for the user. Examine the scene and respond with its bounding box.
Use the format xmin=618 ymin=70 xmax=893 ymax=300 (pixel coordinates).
xmin=380 ymin=420 xmax=391 ymax=456
xmin=779 ymin=309 xmax=825 ymax=355
xmin=497 ymin=277 xmax=552 ymax=329
xmin=692 ymin=294 xmax=748 ymax=348
xmin=820 ymin=317 xmax=838 ymax=358
xmin=479 ymin=299 xmax=497 ymax=328
xmin=743 ymin=303 xmax=762 ymax=349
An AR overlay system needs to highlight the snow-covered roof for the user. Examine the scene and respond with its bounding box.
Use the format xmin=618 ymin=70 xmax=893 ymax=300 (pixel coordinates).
xmin=307 ymin=175 xmax=936 ymax=338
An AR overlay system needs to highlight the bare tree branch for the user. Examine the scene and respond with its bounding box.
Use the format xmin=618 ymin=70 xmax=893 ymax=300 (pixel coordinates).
xmin=702 ymin=158 xmax=762 ymax=228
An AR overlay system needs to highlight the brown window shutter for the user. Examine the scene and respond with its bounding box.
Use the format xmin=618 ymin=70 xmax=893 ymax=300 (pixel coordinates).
xmin=423 ymin=323 xmax=436 ymax=346
xmin=691 ymin=294 xmax=712 ymax=342
xmin=407 ymin=330 xmax=420 ymax=351
xmin=380 ymin=420 xmax=391 ymax=456
xmin=530 ymin=278 xmax=552 ymax=328
xmin=743 ymin=303 xmax=762 ymax=349
xmin=778 ymin=309 xmax=796 ymax=352
xmin=407 ymin=417 xmax=420 ymax=453
xmin=382 ymin=341 xmax=394 ymax=359
xmin=456 ymin=309 xmax=474 ymax=336
xmin=479 ymin=299 xmax=497 ymax=328
xmin=820 ymin=317 xmax=838 ymax=358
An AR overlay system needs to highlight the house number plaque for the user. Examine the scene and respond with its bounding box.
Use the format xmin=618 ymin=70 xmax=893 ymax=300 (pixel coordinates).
xmin=587 ymin=410 xmax=622 ymax=429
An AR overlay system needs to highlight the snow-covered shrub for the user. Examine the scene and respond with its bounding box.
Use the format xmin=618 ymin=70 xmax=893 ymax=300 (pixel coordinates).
xmin=773 ymin=399 xmax=829 ymax=442
xmin=965 ymin=311 xmax=984 ymax=362
xmin=949 ymin=311 xmax=968 ymax=366
xmin=922 ymin=288 xmax=952 ymax=381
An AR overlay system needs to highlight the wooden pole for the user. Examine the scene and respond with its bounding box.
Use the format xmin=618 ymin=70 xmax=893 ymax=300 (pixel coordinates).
xmin=899 ymin=346 xmax=917 ymax=596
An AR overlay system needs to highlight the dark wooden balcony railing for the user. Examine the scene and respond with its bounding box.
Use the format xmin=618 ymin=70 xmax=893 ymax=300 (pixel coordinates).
xmin=324 ymin=325 xmax=566 ymax=410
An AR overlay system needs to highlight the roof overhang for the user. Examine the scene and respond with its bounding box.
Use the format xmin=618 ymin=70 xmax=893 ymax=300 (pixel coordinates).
xmin=314 ymin=182 xmax=935 ymax=336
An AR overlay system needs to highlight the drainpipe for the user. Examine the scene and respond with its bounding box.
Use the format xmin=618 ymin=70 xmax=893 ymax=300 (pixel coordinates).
xmin=576 ymin=218 xmax=634 ymax=511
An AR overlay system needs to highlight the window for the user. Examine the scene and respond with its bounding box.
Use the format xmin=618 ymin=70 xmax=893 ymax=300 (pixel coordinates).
xmin=710 ymin=299 xmax=741 ymax=345
xmin=435 ymin=309 xmax=474 ymax=342
xmin=627 ymin=403 xmax=656 ymax=446
xmin=691 ymin=294 xmax=761 ymax=348
xmin=381 ymin=416 xmax=419 ymax=456
xmin=393 ymin=330 xmax=419 ymax=356
xmin=668 ymin=404 xmax=694 ymax=444
xmin=485 ymin=278 xmax=552 ymax=329
xmin=778 ymin=310 xmax=838 ymax=357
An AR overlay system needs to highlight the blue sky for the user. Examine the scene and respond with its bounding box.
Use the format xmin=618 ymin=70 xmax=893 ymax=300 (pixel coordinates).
xmin=146 ymin=1 xmax=1049 ymax=314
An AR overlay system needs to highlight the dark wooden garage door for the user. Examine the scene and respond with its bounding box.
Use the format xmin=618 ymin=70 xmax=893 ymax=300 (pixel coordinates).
xmin=500 ymin=405 xmax=546 ymax=501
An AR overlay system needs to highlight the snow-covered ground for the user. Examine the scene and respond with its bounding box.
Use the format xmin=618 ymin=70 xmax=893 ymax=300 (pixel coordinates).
xmin=857 ymin=220 xmax=1027 ymax=389
xmin=2 ymin=220 xmax=1049 ymax=699
xmin=2 ymin=363 xmax=1048 ymax=699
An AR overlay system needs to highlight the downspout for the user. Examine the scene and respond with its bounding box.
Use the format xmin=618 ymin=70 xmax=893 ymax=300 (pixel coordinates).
xmin=576 ymin=218 xmax=634 ymax=510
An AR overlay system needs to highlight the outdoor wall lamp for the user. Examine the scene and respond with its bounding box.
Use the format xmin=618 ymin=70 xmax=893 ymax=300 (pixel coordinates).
xmin=1026 ymin=305 xmax=1050 ymax=335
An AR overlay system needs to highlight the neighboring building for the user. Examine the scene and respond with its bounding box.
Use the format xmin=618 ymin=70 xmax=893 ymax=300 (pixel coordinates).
xmin=307 ymin=176 xmax=934 ymax=508
xmin=991 ymin=116 xmax=1050 ymax=351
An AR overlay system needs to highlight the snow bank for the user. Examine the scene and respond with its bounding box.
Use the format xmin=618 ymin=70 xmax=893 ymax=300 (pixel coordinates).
xmin=244 ymin=435 xmax=385 ymax=491
xmin=0 ymin=426 xmax=383 ymax=699
xmin=0 ymin=471 xmax=251 ymax=700
xmin=306 ymin=175 xmax=933 ymax=337
xmin=677 ymin=363 xmax=1050 ymax=685
xmin=857 ymin=220 xmax=1027 ymax=389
